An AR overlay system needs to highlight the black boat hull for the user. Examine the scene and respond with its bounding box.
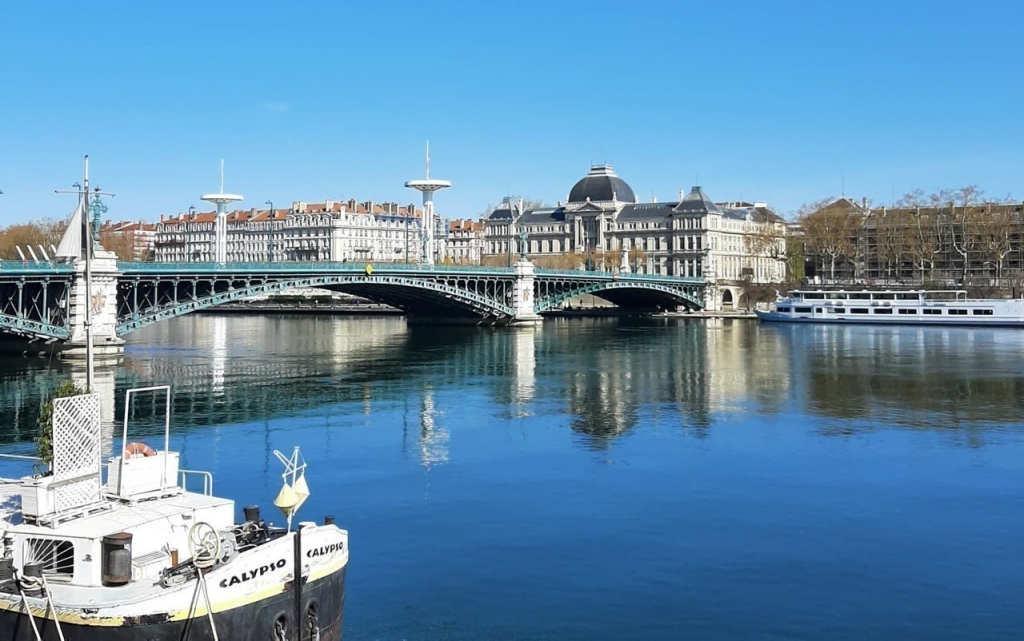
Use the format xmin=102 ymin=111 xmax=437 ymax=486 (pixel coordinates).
xmin=0 ymin=566 xmax=344 ymax=641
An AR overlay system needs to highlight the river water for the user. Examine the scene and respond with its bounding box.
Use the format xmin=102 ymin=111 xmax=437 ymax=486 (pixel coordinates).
xmin=2 ymin=315 xmax=1024 ymax=640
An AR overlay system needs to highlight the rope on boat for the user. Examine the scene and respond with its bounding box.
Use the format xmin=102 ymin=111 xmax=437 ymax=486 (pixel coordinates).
xmin=14 ymin=573 xmax=42 ymax=641
xmin=13 ymin=571 xmax=67 ymax=641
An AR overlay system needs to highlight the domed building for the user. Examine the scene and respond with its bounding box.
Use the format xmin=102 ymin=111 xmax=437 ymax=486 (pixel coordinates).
xmin=483 ymin=164 xmax=787 ymax=310
xmin=567 ymin=165 xmax=637 ymax=205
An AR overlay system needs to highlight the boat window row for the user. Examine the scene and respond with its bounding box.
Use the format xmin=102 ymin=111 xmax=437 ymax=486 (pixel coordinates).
xmin=792 ymin=291 xmax=968 ymax=302
xmin=795 ymin=292 xmax=924 ymax=301
xmin=777 ymin=307 xmax=994 ymax=316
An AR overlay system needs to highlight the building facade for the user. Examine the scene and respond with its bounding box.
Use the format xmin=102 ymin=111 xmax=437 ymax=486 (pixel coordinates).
xmin=98 ymin=220 xmax=157 ymax=260
xmin=446 ymin=219 xmax=485 ymax=264
xmin=154 ymin=200 xmax=424 ymax=264
xmin=798 ymin=197 xmax=1024 ymax=286
xmin=483 ymin=165 xmax=787 ymax=309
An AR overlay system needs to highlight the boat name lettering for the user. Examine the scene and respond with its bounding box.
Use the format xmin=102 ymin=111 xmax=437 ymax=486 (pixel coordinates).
xmin=307 ymin=542 xmax=344 ymax=558
xmin=219 ymin=559 xmax=287 ymax=588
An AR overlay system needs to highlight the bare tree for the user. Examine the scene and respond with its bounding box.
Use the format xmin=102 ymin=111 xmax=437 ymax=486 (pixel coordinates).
xmin=0 ymin=220 xmax=66 ymax=260
xmin=477 ymin=196 xmax=550 ymax=219
xmin=798 ymin=197 xmax=858 ymax=281
xmin=99 ymin=228 xmax=138 ymax=261
xmin=947 ymin=186 xmax=985 ymax=283
xmin=744 ymin=222 xmax=788 ymax=281
xmin=907 ymin=207 xmax=950 ymax=281
xmin=873 ymin=208 xmax=912 ymax=280
xmin=975 ymin=202 xmax=1015 ymax=281
xmin=896 ymin=189 xmax=926 ymax=208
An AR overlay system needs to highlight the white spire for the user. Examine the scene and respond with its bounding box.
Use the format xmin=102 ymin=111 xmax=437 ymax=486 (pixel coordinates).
xmin=425 ymin=141 xmax=430 ymax=180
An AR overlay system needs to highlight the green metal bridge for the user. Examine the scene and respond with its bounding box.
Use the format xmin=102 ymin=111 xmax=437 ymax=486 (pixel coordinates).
xmin=0 ymin=260 xmax=706 ymax=343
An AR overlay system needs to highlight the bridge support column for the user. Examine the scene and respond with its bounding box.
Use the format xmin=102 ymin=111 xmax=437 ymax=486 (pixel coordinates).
xmin=512 ymin=260 xmax=543 ymax=325
xmin=63 ymin=250 xmax=125 ymax=358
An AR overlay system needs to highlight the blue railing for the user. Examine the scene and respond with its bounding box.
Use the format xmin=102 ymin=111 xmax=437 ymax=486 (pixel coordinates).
xmin=0 ymin=261 xmax=74 ymax=273
xmin=116 ymin=261 xmax=705 ymax=284
xmin=117 ymin=261 xmax=520 ymax=275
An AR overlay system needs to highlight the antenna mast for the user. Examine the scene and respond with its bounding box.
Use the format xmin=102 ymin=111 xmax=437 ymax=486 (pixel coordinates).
xmin=425 ymin=141 xmax=430 ymax=180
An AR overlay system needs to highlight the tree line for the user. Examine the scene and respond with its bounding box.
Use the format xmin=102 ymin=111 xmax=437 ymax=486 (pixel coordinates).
xmin=796 ymin=186 xmax=1022 ymax=284
xmin=0 ymin=219 xmax=145 ymax=261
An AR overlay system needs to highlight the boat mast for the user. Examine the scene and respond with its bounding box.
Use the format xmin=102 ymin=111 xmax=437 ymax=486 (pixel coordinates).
xmin=56 ymin=156 xmax=114 ymax=393
xmin=83 ymin=155 xmax=94 ymax=392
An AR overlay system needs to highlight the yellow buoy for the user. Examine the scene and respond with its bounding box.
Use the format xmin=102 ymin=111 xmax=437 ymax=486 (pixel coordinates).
xmin=292 ymin=473 xmax=310 ymax=512
xmin=274 ymin=482 xmax=299 ymax=517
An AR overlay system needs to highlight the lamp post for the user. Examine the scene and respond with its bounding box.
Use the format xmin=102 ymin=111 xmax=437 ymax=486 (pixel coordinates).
xmin=584 ymin=229 xmax=593 ymax=271
xmin=507 ymin=199 xmax=523 ymax=268
xmin=265 ymin=200 xmax=275 ymax=263
xmin=187 ymin=205 xmax=196 ymax=262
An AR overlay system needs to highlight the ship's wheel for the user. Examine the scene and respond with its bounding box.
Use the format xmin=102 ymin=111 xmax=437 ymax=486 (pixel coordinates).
xmin=188 ymin=522 xmax=222 ymax=569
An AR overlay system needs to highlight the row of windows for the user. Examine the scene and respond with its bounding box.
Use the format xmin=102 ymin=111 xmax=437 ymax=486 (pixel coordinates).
xmin=781 ymin=306 xmax=994 ymax=316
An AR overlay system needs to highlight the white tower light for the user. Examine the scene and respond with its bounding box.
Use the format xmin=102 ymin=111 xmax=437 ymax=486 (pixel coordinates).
xmin=201 ymin=159 xmax=243 ymax=263
xmin=404 ymin=142 xmax=451 ymax=266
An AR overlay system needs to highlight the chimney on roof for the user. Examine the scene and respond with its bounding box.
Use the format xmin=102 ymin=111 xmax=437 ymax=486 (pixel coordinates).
xmin=862 ymin=197 xmax=868 ymax=210
xmin=652 ymin=196 xmax=657 ymax=203
xmin=160 ymin=214 xmax=165 ymax=222
xmin=348 ymin=199 xmax=357 ymax=212
xmin=326 ymin=199 xmax=334 ymax=210
xmin=679 ymin=189 xmax=684 ymax=201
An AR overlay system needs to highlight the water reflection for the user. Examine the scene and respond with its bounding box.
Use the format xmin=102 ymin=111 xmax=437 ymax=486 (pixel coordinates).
xmin=1 ymin=316 xmax=1023 ymax=454
xmin=417 ymin=385 xmax=448 ymax=470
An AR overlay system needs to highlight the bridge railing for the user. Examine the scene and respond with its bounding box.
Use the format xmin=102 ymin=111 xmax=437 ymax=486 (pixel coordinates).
xmin=0 ymin=261 xmax=74 ymax=273
xmin=115 ymin=261 xmax=708 ymax=285
xmin=117 ymin=261 xmax=520 ymax=274
xmin=534 ymin=267 xmax=706 ymax=284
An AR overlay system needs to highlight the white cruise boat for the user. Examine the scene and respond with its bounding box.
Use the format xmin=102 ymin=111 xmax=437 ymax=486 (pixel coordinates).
xmin=756 ymin=289 xmax=1024 ymax=327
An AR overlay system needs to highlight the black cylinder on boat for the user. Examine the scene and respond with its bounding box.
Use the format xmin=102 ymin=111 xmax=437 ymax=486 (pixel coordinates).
xmin=101 ymin=532 xmax=133 ymax=587
xmin=22 ymin=562 xmax=44 ymax=596
xmin=324 ymin=515 xmax=335 ymax=525
xmin=22 ymin=562 xmax=42 ymax=579
xmin=244 ymin=505 xmax=261 ymax=523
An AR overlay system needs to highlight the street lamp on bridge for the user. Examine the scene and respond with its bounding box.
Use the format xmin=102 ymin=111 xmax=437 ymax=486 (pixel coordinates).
xmin=265 ymin=200 xmax=275 ymax=262
xmin=187 ymin=206 xmax=196 ymax=262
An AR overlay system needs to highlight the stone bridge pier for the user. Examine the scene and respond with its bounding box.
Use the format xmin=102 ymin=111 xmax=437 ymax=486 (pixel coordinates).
xmin=511 ymin=260 xmax=543 ymax=325
xmin=63 ymin=250 xmax=124 ymax=358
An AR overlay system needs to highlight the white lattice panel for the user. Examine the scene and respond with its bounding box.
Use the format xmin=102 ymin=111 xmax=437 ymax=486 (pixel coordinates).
xmin=51 ymin=393 xmax=102 ymax=511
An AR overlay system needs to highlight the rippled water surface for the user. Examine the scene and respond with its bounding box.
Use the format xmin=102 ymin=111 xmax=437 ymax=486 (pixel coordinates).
xmin=3 ymin=315 xmax=1024 ymax=640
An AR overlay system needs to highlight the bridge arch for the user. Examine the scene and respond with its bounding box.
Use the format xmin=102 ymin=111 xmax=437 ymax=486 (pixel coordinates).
xmin=534 ymin=280 xmax=704 ymax=313
xmin=116 ymin=274 xmax=518 ymax=335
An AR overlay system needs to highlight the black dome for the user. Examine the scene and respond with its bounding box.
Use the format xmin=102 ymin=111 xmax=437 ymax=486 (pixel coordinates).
xmin=568 ymin=165 xmax=636 ymax=204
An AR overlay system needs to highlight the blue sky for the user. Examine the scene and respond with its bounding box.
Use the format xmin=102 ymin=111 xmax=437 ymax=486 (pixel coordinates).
xmin=1 ymin=0 xmax=1022 ymax=224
